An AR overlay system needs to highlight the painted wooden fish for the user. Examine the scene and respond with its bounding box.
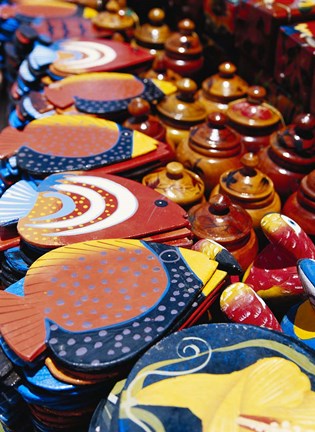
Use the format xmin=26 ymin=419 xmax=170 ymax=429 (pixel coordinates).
xmin=0 ymin=239 xmax=218 ymax=372
xmin=30 ymin=16 xmax=111 ymax=41
xmin=0 ymin=1 xmax=86 ymax=21
xmin=281 ymin=258 xmax=315 ymax=350
xmin=43 ymin=72 xmax=176 ymax=113
xmin=244 ymin=213 xmax=315 ymax=299
xmin=48 ymin=39 xmax=154 ymax=76
xmin=220 ymin=282 xmax=282 ymax=331
xmin=13 ymin=39 xmax=154 ymax=103
xmin=0 ymin=115 xmax=159 ymax=175
xmin=0 ymin=171 xmax=191 ymax=249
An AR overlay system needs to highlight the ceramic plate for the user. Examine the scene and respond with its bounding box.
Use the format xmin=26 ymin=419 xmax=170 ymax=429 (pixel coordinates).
xmin=118 ymin=323 xmax=315 ymax=432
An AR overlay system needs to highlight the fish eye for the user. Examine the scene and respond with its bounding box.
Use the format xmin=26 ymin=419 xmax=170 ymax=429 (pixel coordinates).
xmin=281 ymin=215 xmax=301 ymax=235
xmin=159 ymin=249 xmax=181 ymax=263
xmin=154 ymin=199 xmax=168 ymax=207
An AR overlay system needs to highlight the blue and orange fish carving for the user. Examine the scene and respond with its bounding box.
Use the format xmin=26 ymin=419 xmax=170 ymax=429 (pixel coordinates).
xmin=0 ymin=239 xmax=218 ymax=372
xmin=0 ymin=115 xmax=159 ymax=175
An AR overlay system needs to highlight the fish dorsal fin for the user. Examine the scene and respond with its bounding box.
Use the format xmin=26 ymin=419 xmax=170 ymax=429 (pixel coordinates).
xmin=0 ymin=290 xmax=46 ymax=362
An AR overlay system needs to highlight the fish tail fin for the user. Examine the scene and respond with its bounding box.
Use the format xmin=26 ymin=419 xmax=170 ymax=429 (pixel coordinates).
xmin=0 ymin=180 xmax=38 ymax=226
xmin=0 ymin=291 xmax=46 ymax=362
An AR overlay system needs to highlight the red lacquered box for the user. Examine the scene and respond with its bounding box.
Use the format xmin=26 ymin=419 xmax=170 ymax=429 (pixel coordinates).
xmin=235 ymin=0 xmax=315 ymax=73
xmin=274 ymin=21 xmax=315 ymax=113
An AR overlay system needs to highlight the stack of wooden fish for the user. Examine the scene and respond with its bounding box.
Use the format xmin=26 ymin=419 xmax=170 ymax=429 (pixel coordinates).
xmin=0 ymin=238 xmax=227 ymax=431
xmin=10 ymin=38 xmax=158 ymax=127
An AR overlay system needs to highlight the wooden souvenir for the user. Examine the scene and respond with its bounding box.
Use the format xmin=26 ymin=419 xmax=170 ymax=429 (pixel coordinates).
xmin=43 ymin=72 xmax=176 ymax=117
xmin=192 ymin=238 xmax=242 ymax=274
xmin=0 ymin=115 xmax=161 ymax=175
xmin=244 ymin=213 xmax=315 ymax=300
xmin=91 ymin=0 xmax=137 ymax=41
xmin=93 ymin=140 xmax=175 ymax=180
xmin=133 ymin=8 xmax=171 ymax=55
xmin=281 ymin=258 xmax=315 ymax=349
xmin=142 ymin=161 xmax=205 ymax=210
xmin=235 ymin=0 xmax=315 ymax=74
xmin=211 ymin=153 xmax=281 ymax=231
xmin=197 ymin=62 xmax=248 ymax=114
xmin=1 ymin=247 xmax=29 ymax=288
xmin=188 ymin=193 xmax=259 ymax=271
xmin=15 ymin=92 xmax=56 ymax=124
xmin=0 ymin=226 xmax=20 ymax=252
xmin=47 ymin=38 xmax=154 ymax=77
xmin=261 ymin=213 xmax=315 ymax=262
xmin=118 ymin=323 xmax=315 ymax=432
xmin=0 ymin=239 xmax=219 ymax=372
xmin=0 ymin=0 xmax=84 ymax=20
xmin=226 ymin=86 xmax=283 ymax=153
xmin=0 ymin=171 xmax=192 ymax=249
xmin=30 ymin=15 xmax=111 ymax=41
xmin=39 ymin=0 xmax=105 ymax=10
xmin=258 ymin=113 xmax=315 ymax=202
xmin=283 ymin=170 xmax=315 ymax=240
xmin=176 ymin=268 xmax=228 ymax=330
xmin=163 ymin=18 xmax=204 ymax=78
xmin=220 ymin=282 xmax=282 ymax=331
xmin=140 ymin=52 xmax=182 ymax=83
xmin=203 ymin=0 xmax=240 ymax=40
xmin=156 ymin=77 xmax=207 ymax=149
xmin=123 ymin=97 xmax=166 ymax=142
xmin=275 ymin=21 xmax=315 ymax=114
xmin=176 ymin=111 xmax=244 ymax=195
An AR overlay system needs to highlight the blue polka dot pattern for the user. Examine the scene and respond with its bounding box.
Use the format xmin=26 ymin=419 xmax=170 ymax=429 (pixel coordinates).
xmin=16 ymin=126 xmax=134 ymax=175
xmin=47 ymin=242 xmax=203 ymax=373
xmin=74 ymin=79 xmax=165 ymax=115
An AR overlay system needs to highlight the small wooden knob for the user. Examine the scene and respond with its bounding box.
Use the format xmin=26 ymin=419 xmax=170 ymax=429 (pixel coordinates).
xmin=207 ymin=112 xmax=227 ymax=128
xmin=209 ymin=194 xmax=231 ymax=215
xmin=166 ymin=162 xmax=184 ymax=178
xmin=106 ymin=0 xmax=120 ymax=13
xmin=148 ymin=8 xmax=165 ymax=24
xmin=294 ymin=113 xmax=315 ymax=132
xmin=177 ymin=78 xmax=197 ymax=97
xmin=178 ymin=19 xmax=195 ymax=33
xmin=240 ymin=153 xmax=258 ymax=176
xmin=152 ymin=53 xmax=167 ymax=72
xmin=128 ymin=98 xmax=150 ymax=118
xmin=241 ymin=152 xmax=259 ymax=168
xmin=247 ymin=86 xmax=266 ymax=104
xmin=218 ymin=62 xmax=236 ymax=77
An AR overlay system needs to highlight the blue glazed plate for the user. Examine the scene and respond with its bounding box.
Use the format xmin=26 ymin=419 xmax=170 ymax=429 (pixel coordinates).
xmin=118 ymin=323 xmax=315 ymax=432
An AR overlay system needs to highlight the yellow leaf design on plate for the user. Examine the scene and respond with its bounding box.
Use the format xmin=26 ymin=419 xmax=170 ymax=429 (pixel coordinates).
xmin=132 ymin=357 xmax=315 ymax=431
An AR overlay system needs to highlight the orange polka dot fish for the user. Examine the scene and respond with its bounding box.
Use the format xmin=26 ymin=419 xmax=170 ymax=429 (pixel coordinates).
xmin=0 ymin=239 xmax=218 ymax=374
